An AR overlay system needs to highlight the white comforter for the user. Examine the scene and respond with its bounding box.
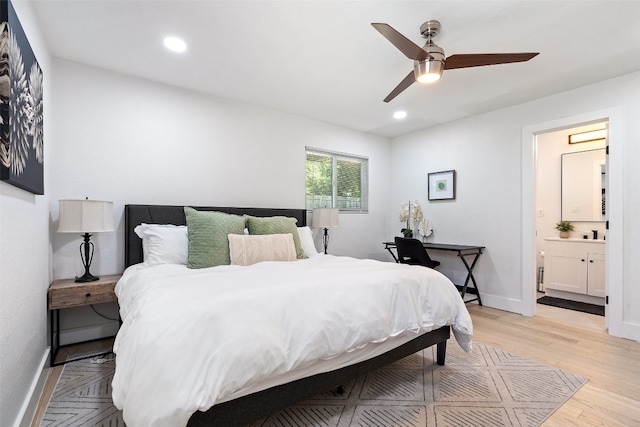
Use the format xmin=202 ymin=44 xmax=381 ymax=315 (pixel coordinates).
xmin=112 ymin=255 xmax=473 ymax=427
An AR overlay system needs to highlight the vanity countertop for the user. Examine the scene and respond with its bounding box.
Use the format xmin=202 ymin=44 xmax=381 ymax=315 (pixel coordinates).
xmin=545 ymin=237 xmax=605 ymax=243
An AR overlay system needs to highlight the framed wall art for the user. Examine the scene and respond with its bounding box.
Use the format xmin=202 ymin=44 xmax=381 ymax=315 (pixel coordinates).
xmin=0 ymin=0 xmax=44 ymax=195
xmin=428 ymin=170 xmax=456 ymax=201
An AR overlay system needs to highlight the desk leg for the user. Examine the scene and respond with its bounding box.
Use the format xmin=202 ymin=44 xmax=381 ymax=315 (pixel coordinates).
xmin=385 ymin=246 xmax=399 ymax=263
xmin=458 ymin=251 xmax=483 ymax=306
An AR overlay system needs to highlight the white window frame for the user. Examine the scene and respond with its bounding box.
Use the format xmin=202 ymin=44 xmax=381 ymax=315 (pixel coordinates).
xmin=305 ymin=147 xmax=369 ymax=213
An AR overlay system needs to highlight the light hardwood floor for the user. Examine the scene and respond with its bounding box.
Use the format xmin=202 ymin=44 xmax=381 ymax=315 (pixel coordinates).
xmin=468 ymin=304 xmax=640 ymax=426
xmin=31 ymin=306 xmax=640 ymax=426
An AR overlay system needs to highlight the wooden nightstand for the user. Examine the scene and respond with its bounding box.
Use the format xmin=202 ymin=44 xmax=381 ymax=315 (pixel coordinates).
xmin=48 ymin=274 xmax=122 ymax=366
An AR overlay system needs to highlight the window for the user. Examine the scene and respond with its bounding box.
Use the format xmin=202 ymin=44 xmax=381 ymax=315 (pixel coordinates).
xmin=305 ymin=147 xmax=368 ymax=212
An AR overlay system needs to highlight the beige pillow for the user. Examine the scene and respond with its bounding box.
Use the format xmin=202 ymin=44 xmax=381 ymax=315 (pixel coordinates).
xmin=244 ymin=215 xmax=305 ymax=259
xmin=228 ymin=234 xmax=297 ymax=266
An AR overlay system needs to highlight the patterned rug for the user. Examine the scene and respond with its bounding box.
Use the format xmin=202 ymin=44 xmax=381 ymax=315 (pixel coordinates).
xmin=40 ymin=354 xmax=122 ymax=427
xmin=40 ymin=341 xmax=587 ymax=427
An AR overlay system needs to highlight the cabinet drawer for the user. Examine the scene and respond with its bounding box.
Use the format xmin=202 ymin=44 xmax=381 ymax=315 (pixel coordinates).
xmin=49 ymin=284 xmax=115 ymax=309
xmin=48 ymin=275 xmax=120 ymax=310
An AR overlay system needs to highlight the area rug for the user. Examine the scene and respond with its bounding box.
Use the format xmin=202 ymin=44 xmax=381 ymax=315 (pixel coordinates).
xmin=538 ymin=295 xmax=605 ymax=316
xmin=39 ymin=354 xmax=122 ymax=427
xmin=40 ymin=341 xmax=587 ymax=427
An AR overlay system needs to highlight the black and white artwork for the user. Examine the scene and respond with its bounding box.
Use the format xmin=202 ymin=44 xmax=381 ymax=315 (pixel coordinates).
xmin=0 ymin=0 xmax=44 ymax=195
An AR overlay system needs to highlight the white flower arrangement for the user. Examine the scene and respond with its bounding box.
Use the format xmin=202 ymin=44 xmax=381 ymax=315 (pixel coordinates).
xmin=399 ymin=202 xmax=409 ymax=223
xmin=399 ymin=200 xmax=423 ymax=237
xmin=412 ymin=200 xmax=423 ymax=223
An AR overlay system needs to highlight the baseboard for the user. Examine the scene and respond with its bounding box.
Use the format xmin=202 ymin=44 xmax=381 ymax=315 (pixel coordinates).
xmin=474 ymin=293 xmax=525 ymax=315
xmin=60 ymin=321 xmax=120 ymax=346
xmin=56 ymin=303 xmax=120 ymax=346
xmin=480 ymin=292 xmax=640 ymax=342
xmin=15 ymin=349 xmax=49 ymax=427
xmin=622 ymin=321 xmax=640 ymax=342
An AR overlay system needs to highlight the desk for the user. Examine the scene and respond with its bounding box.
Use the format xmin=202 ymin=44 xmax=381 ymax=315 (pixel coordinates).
xmin=383 ymin=241 xmax=485 ymax=305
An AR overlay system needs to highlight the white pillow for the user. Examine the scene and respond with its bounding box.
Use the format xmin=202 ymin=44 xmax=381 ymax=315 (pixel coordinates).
xmin=228 ymin=233 xmax=297 ymax=266
xmin=297 ymin=226 xmax=320 ymax=257
xmin=134 ymin=224 xmax=188 ymax=266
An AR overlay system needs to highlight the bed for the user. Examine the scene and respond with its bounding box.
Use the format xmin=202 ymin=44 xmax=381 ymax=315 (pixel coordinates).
xmin=113 ymin=204 xmax=473 ymax=427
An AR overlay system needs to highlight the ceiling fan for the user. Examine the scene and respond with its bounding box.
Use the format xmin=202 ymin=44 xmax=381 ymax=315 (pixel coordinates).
xmin=371 ymin=20 xmax=539 ymax=102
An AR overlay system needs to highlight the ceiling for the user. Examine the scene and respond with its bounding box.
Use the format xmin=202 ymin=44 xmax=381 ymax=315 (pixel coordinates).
xmin=30 ymin=1 xmax=640 ymax=138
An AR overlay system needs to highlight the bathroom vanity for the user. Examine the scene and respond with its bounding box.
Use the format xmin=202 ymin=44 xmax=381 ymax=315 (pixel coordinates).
xmin=543 ymin=238 xmax=605 ymax=304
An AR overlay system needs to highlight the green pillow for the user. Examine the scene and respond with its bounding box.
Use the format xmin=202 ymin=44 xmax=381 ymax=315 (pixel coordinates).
xmin=184 ymin=207 xmax=246 ymax=268
xmin=245 ymin=215 xmax=306 ymax=259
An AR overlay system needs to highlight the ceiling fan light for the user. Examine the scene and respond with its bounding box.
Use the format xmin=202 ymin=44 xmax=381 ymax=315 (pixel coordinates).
xmin=414 ymin=59 xmax=443 ymax=84
xmin=163 ymin=36 xmax=187 ymax=53
xmin=417 ymin=71 xmax=441 ymax=84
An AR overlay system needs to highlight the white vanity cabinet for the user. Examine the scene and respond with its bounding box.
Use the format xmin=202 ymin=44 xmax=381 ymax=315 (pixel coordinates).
xmin=543 ymin=238 xmax=606 ymax=297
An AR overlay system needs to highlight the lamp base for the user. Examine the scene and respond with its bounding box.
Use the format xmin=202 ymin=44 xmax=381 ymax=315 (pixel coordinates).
xmin=75 ymin=272 xmax=99 ymax=283
xmin=323 ymin=227 xmax=329 ymax=254
xmin=76 ymin=233 xmax=99 ymax=282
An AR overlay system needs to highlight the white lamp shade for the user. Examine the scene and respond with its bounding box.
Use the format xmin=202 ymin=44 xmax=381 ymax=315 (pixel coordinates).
xmin=312 ymin=207 xmax=339 ymax=228
xmin=57 ymin=200 xmax=115 ymax=233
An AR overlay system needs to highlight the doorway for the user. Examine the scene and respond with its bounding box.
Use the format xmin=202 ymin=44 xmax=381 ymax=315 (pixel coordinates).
xmin=534 ymin=123 xmax=607 ymax=329
xmin=521 ymin=108 xmax=623 ymax=337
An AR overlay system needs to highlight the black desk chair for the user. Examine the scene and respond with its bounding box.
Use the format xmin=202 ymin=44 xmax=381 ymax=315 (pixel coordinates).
xmin=394 ymin=237 xmax=441 ymax=269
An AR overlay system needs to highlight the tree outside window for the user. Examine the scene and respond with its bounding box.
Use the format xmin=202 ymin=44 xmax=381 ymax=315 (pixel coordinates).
xmin=306 ymin=148 xmax=368 ymax=212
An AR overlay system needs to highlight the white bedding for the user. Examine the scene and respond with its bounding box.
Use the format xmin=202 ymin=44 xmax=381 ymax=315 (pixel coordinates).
xmin=112 ymin=255 xmax=473 ymax=427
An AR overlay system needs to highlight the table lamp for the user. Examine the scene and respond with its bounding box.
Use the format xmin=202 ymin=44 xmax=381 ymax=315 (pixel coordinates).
xmin=312 ymin=207 xmax=339 ymax=254
xmin=57 ymin=199 xmax=114 ymax=282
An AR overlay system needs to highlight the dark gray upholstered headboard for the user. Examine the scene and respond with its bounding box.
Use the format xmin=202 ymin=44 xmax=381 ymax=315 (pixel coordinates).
xmin=124 ymin=204 xmax=307 ymax=268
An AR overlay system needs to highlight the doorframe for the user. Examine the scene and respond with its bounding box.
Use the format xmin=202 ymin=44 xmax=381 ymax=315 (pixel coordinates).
xmin=521 ymin=107 xmax=623 ymax=337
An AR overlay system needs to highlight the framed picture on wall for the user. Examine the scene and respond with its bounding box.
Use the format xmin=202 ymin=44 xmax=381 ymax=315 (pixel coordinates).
xmin=0 ymin=0 xmax=45 ymax=195
xmin=428 ymin=170 xmax=456 ymax=201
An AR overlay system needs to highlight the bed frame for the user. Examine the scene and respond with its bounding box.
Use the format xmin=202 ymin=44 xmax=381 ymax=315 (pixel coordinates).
xmin=124 ymin=204 xmax=450 ymax=427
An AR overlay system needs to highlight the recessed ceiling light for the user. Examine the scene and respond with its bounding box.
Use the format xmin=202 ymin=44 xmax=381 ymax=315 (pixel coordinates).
xmin=163 ymin=36 xmax=187 ymax=53
xmin=393 ymin=111 xmax=407 ymax=120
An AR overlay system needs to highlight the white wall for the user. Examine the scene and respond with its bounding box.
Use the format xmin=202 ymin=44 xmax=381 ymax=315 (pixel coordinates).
xmin=47 ymin=59 xmax=392 ymax=342
xmin=0 ymin=2 xmax=52 ymax=426
xmin=389 ymin=109 xmax=527 ymax=302
xmin=390 ymin=71 xmax=640 ymax=339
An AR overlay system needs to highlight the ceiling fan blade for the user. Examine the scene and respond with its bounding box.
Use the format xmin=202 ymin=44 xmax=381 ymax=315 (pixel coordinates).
xmin=383 ymin=70 xmax=415 ymax=103
xmin=371 ymin=23 xmax=430 ymax=61
xmin=444 ymin=52 xmax=539 ymax=70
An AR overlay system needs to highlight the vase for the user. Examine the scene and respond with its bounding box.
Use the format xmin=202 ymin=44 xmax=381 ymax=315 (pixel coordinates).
xmin=559 ymin=231 xmax=569 ymax=238
xmin=403 ymin=232 xmax=413 ymax=238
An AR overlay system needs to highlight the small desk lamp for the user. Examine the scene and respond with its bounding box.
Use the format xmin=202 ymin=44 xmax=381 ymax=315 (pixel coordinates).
xmin=312 ymin=207 xmax=339 ymax=254
xmin=57 ymin=199 xmax=114 ymax=282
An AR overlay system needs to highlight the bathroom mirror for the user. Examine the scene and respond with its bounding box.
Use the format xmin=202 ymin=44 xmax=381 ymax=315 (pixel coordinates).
xmin=561 ymin=148 xmax=606 ymax=221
